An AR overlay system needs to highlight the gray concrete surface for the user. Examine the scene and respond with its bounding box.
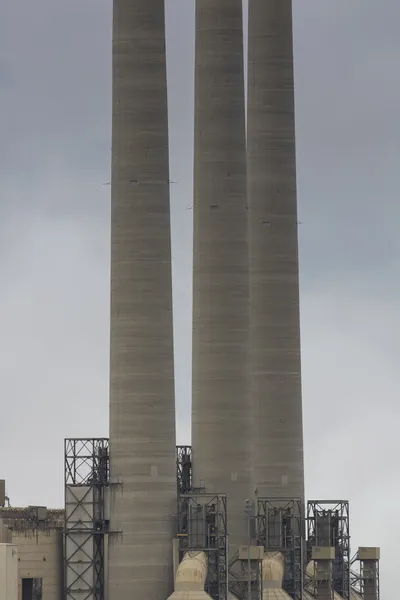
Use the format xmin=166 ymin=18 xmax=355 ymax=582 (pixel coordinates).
xmin=247 ymin=0 xmax=305 ymax=503
xmin=0 ymin=544 xmax=18 ymax=600
xmin=14 ymin=529 xmax=62 ymax=600
xmin=108 ymin=1 xmax=177 ymax=598
xmin=0 ymin=508 xmax=64 ymax=600
xmin=191 ymin=0 xmax=252 ymax=554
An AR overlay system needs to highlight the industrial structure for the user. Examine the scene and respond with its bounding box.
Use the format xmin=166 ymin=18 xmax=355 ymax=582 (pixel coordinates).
xmin=108 ymin=1 xmax=177 ymax=599
xmin=0 ymin=0 xmax=381 ymax=599
xmin=192 ymin=0 xmax=252 ymax=558
xmin=0 ymin=485 xmax=64 ymax=600
xmin=64 ymin=438 xmax=109 ymax=600
xmin=0 ymin=475 xmax=380 ymax=600
xmin=247 ymin=0 xmax=304 ymax=504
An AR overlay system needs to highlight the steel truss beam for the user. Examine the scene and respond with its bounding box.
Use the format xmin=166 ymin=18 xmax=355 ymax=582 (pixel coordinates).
xmin=307 ymin=501 xmax=350 ymax=600
xmin=64 ymin=438 xmax=109 ymax=600
xmin=177 ymin=492 xmax=228 ymax=600
xmin=176 ymin=445 xmax=192 ymax=495
xmin=228 ymin=551 xmax=263 ymax=600
xmin=256 ymin=498 xmax=303 ymax=600
xmin=360 ymin=558 xmax=380 ymax=600
xmin=350 ymin=549 xmax=380 ymax=600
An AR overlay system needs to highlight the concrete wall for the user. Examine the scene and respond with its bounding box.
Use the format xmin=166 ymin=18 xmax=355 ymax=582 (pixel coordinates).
xmin=12 ymin=529 xmax=63 ymax=600
xmin=0 ymin=544 xmax=18 ymax=600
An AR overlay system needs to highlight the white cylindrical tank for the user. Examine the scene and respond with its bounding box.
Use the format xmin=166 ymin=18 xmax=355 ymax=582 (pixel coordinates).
xmin=108 ymin=1 xmax=177 ymax=599
xmin=247 ymin=0 xmax=305 ymax=503
xmin=192 ymin=0 xmax=252 ymax=556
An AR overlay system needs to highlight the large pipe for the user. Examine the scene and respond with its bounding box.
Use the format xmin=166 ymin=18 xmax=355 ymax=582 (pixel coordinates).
xmin=168 ymin=551 xmax=211 ymax=599
xmin=192 ymin=0 xmax=252 ymax=554
xmin=261 ymin=552 xmax=291 ymax=599
xmin=247 ymin=0 xmax=305 ymax=503
xmin=168 ymin=552 xmax=239 ymax=600
xmin=108 ymin=1 xmax=177 ymax=598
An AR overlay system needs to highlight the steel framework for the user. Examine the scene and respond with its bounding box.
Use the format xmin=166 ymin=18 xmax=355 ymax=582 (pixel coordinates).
xmin=228 ymin=550 xmax=263 ymax=600
xmin=176 ymin=445 xmax=192 ymax=494
xmin=307 ymin=501 xmax=350 ymax=600
xmin=64 ymin=438 xmax=109 ymax=600
xmin=350 ymin=549 xmax=380 ymax=600
xmin=310 ymin=549 xmax=335 ymax=600
xmin=360 ymin=556 xmax=380 ymax=600
xmin=350 ymin=551 xmax=359 ymax=590
xmin=177 ymin=492 xmax=228 ymax=600
xmin=256 ymin=498 xmax=303 ymax=599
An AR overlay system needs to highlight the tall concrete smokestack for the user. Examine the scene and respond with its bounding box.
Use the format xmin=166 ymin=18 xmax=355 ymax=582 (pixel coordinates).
xmin=192 ymin=0 xmax=252 ymax=553
xmin=247 ymin=0 xmax=305 ymax=503
xmin=108 ymin=1 xmax=177 ymax=599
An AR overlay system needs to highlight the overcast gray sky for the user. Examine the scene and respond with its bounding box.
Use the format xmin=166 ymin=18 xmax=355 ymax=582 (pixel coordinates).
xmin=1 ymin=0 xmax=398 ymax=594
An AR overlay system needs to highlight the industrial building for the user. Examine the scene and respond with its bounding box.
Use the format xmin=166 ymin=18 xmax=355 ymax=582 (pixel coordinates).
xmin=0 ymin=494 xmax=63 ymax=600
xmin=0 ymin=469 xmax=380 ymax=600
xmin=0 ymin=1 xmax=381 ymax=599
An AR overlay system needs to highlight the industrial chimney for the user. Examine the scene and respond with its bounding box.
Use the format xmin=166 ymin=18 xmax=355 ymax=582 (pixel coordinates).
xmin=191 ymin=0 xmax=252 ymax=554
xmin=108 ymin=1 xmax=177 ymax=598
xmin=247 ymin=0 xmax=305 ymax=504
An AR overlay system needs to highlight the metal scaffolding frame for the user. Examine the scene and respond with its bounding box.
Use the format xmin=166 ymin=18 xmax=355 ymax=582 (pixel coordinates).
xmin=176 ymin=445 xmax=192 ymax=494
xmin=64 ymin=438 xmax=109 ymax=600
xmin=310 ymin=547 xmax=335 ymax=600
xmin=350 ymin=548 xmax=380 ymax=600
xmin=177 ymin=492 xmax=228 ymax=600
xmin=307 ymin=501 xmax=350 ymax=600
xmin=228 ymin=548 xmax=263 ymax=600
xmin=360 ymin=556 xmax=380 ymax=600
xmin=350 ymin=551 xmax=359 ymax=590
xmin=256 ymin=498 xmax=303 ymax=600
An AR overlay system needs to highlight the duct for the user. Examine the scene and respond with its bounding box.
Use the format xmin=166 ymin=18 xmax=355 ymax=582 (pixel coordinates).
xmin=261 ymin=552 xmax=292 ymax=599
xmin=168 ymin=552 xmax=240 ymax=600
xmin=192 ymin=0 xmax=252 ymax=557
xmin=247 ymin=0 xmax=305 ymax=502
xmin=167 ymin=552 xmax=212 ymax=600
